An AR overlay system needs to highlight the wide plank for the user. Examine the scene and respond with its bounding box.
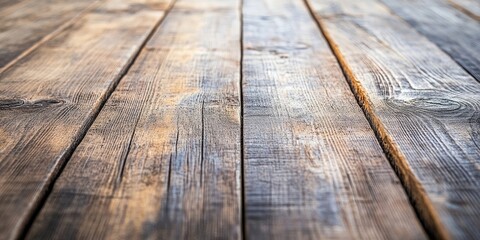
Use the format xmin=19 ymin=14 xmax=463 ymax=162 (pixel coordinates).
xmin=242 ymin=0 xmax=426 ymax=239
xmin=307 ymin=0 xmax=480 ymax=239
xmin=0 ymin=0 xmax=99 ymax=71
xmin=27 ymin=0 xmax=241 ymax=239
xmin=0 ymin=0 xmax=172 ymax=239
xmin=379 ymin=0 xmax=480 ymax=82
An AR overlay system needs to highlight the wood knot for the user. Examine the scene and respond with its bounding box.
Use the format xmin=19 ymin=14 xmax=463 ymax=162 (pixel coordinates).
xmin=386 ymin=97 xmax=472 ymax=118
xmin=0 ymin=98 xmax=65 ymax=110
xmin=408 ymin=98 xmax=463 ymax=112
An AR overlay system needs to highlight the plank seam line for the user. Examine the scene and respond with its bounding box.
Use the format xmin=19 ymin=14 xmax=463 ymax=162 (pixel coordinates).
xmin=302 ymin=0 xmax=448 ymax=239
xmin=200 ymin=99 xmax=205 ymax=186
xmin=0 ymin=0 xmax=103 ymax=74
xmin=16 ymin=1 xmax=178 ymax=239
xmin=376 ymin=0 xmax=480 ymax=83
xmin=239 ymin=0 xmax=246 ymax=238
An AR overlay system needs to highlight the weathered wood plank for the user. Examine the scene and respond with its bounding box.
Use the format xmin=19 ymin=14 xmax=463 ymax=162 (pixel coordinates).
xmin=448 ymin=0 xmax=480 ymax=20
xmin=0 ymin=0 xmax=99 ymax=71
xmin=307 ymin=0 xmax=480 ymax=239
xmin=379 ymin=0 xmax=480 ymax=82
xmin=27 ymin=0 xmax=241 ymax=239
xmin=242 ymin=0 xmax=426 ymax=239
xmin=0 ymin=0 xmax=172 ymax=239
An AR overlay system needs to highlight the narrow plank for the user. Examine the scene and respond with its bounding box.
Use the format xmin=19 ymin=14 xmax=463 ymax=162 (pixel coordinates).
xmin=242 ymin=0 xmax=426 ymax=239
xmin=448 ymin=0 xmax=480 ymax=20
xmin=379 ymin=0 xmax=480 ymax=82
xmin=307 ymin=0 xmax=480 ymax=239
xmin=0 ymin=0 xmax=173 ymax=238
xmin=0 ymin=0 xmax=99 ymax=71
xmin=27 ymin=0 xmax=241 ymax=239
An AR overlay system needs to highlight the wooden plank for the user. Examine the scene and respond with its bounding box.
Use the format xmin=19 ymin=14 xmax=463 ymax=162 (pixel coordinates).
xmin=242 ymin=0 xmax=426 ymax=239
xmin=448 ymin=0 xmax=480 ymax=20
xmin=379 ymin=0 xmax=480 ymax=82
xmin=307 ymin=0 xmax=480 ymax=239
xmin=27 ymin=0 xmax=241 ymax=239
xmin=0 ymin=0 xmax=99 ymax=71
xmin=0 ymin=0 xmax=173 ymax=239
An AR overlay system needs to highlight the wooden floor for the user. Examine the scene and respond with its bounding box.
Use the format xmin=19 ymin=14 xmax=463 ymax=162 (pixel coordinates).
xmin=0 ymin=0 xmax=479 ymax=239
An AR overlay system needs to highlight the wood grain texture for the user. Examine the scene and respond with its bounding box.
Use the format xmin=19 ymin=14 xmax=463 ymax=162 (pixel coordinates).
xmin=27 ymin=0 xmax=242 ymax=239
xmin=379 ymin=0 xmax=480 ymax=82
xmin=448 ymin=0 xmax=480 ymax=20
xmin=0 ymin=0 xmax=172 ymax=239
xmin=307 ymin=0 xmax=480 ymax=239
xmin=0 ymin=0 xmax=99 ymax=71
xmin=242 ymin=0 xmax=426 ymax=239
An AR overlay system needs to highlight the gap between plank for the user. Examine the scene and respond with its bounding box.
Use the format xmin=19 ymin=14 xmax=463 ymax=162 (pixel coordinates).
xmin=302 ymin=0 xmax=445 ymax=239
xmin=0 ymin=0 xmax=103 ymax=74
xmin=239 ymin=0 xmax=246 ymax=238
xmin=376 ymin=0 xmax=480 ymax=84
xmin=17 ymin=1 xmax=178 ymax=239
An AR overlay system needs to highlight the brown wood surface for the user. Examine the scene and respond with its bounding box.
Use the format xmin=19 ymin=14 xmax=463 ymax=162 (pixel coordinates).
xmin=0 ymin=0 xmax=99 ymax=71
xmin=242 ymin=0 xmax=426 ymax=239
xmin=1 ymin=0 xmax=479 ymax=239
xmin=379 ymin=0 xmax=480 ymax=82
xmin=307 ymin=0 xmax=480 ymax=239
xmin=0 ymin=0 xmax=172 ymax=239
xmin=27 ymin=0 xmax=242 ymax=239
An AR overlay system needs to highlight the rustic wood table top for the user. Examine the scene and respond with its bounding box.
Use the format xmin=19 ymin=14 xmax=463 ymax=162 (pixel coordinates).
xmin=0 ymin=0 xmax=479 ymax=239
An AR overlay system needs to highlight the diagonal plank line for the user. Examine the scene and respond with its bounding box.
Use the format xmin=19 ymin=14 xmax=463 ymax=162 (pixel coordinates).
xmin=302 ymin=0 xmax=446 ymax=239
xmin=448 ymin=0 xmax=480 ymax=21
xmin=0 ymin=0 xmax=102 ymax=74
xmin=17 ymin=1 xmax=179 ymax=239
xmin=242 ymin=0 xmax=425 ymax=238
xmin=447 ymin=0 xmax=480 ymax=21
xmin=22 ymin=0 xmax=243 ymax=237
xmin=377 ymin=0 xmax=480 ymax=84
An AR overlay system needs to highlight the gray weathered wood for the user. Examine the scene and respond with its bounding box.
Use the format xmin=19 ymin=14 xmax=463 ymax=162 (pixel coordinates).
xmin=242 ymin=0 xmax=426 ymax=239
xmin=0 ymin=0 xmax=99 ymax=71
xmin=448 ymin=0 xmax=480 ymax=20
xmin=27 ymin=0 xmax=241 ymax=239
xmin=307 ymin=0 xmax=480 ymax=239
xmin=0 ymin=0 xmax=172 ymax=239
xmin=380 ymin=0 xmax=480 ymax=82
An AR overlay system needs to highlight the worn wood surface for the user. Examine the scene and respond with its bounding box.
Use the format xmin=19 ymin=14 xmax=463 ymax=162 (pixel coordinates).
xmin=0 ymin=0 xmax=172 ymax=239
xmin=242 ymin=0 xmax=426 ymax=239
xmin=307 ymin=0 xmax=480 ymax=239
xmin=448 ymin=0 xmax=480 ymax=20
xmin=1 ymin=0 xmax=479 ymax=239
xmin=380 ymin=0 xmax=480 ymax=82
xmin=27 ymin=0 xmax=242 ymax=239
xmin=0 ymin=0 xmax=99 ymax=71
